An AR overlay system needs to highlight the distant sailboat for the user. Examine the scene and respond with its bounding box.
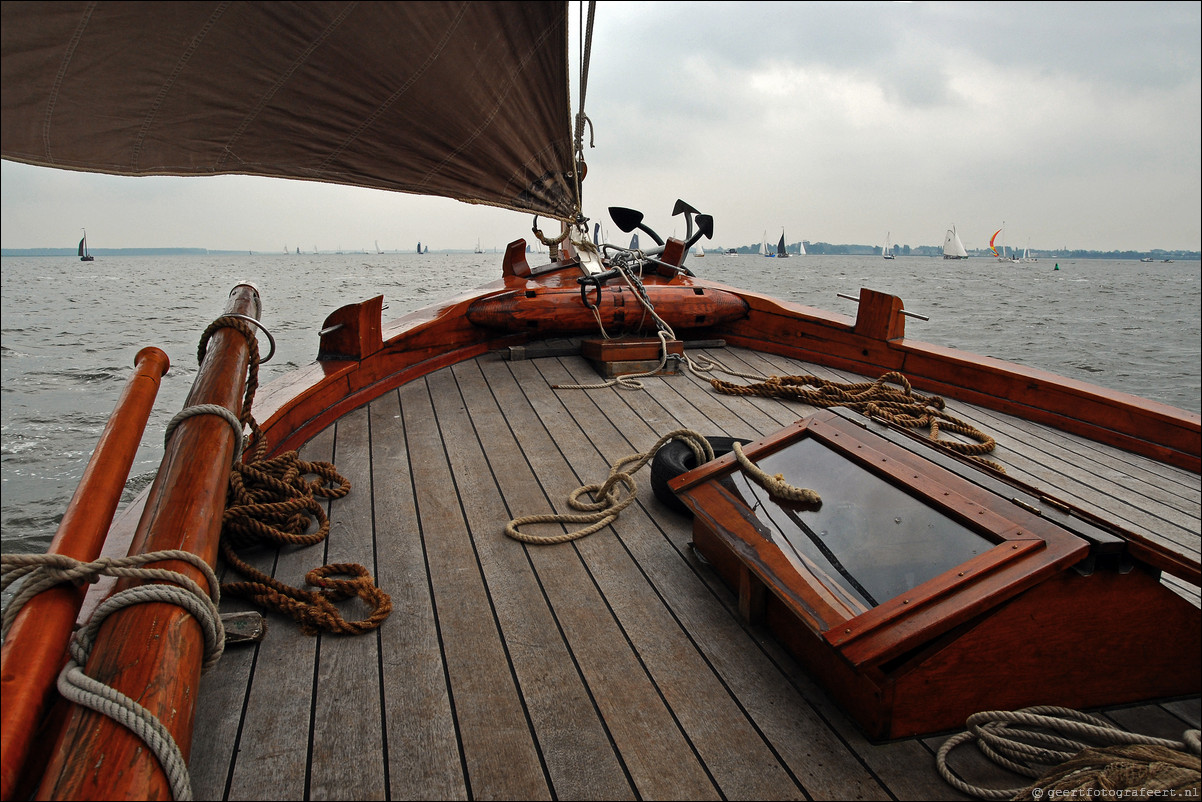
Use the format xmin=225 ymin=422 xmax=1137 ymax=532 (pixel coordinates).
xmin=695 ymin=244 xmax=705 ymax=258
xmin=776 ymin=230 xmax=789 ymax=259
xmin=761 ymin=232 xmax=771 ymax=257
xmin=882 ymin=232 xmax=895 ymax=260
xmin=797 ymin=240 xmax=806 ymax=256
xmin=376 ymin=240 xmax=382 ymax=254
xmin=78 ymin=229 xmax=94 ymax=262
xmin=474 ymin=238 xmax=483 ymax=254
xmin=417 ymin=241 xmax=424 ymax=254
xmin=943 ymin=225 xmax=968 ymax=260
xmin=1018 ymin=239 xmax=1037 ymax=263
xmin=990 ymin=224 xmax=1010 ymax=263
xmin=629 ymin=232 xmax=639 ymax=250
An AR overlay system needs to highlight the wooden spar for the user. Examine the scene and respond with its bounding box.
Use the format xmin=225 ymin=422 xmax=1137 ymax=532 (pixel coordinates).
xmin=35 ymin=284 xmax=261 ymax=801
xmin=0 ymin=347 xmax=170 ymax=801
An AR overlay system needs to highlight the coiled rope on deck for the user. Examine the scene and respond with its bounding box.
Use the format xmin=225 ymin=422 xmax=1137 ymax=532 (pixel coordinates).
xmin=505 ymin=427 xmax=821 ymax=544
xmin=936 ymin=706 xmax=1202 ymax=800
xmin=710 ymin=370 xmax=1005 ymax=472
xmin=506 ymin=429 xmax=710 ymax=544
xmin=198 ymin=315 xmax=392 ymax=635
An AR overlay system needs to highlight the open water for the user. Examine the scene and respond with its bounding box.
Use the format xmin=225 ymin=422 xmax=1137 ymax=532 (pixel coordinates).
xmin=2 ymin=251 xmax=1200 ymax=556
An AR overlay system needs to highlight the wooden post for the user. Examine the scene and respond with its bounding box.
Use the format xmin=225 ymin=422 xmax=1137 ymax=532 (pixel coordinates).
xmin=852 ymin=287 xmax=906 ymax=341
xmin=35 ymin=285 xmax=261 ymax=801
xmin=0 ymin=347 xmax=169 ymax=801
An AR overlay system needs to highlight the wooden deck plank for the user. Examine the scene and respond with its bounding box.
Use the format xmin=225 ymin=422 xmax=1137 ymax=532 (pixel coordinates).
xmin=220 ymin=427 xmax=333 ymax=800
xmin=399 ymin=377 xmax=551 ymax=799
xmin=460 ymin=357 xmax=728 ymax=800
xmin=307 ymin=405 xmax=388 ymax=800
xmin=549 ymin=354 xmax=983 ymax=801
xmin=367 ymin=388 xmax=467 ymax=799
xmin=429 ymin=362 xmax=639 ymax=801
xmin=501 ymin=357 xmax=813 ymax=800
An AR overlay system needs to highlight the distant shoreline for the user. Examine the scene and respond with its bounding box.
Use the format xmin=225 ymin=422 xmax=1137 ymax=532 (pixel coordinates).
xmin=3 ymin=247 xmax=1199 ymax=260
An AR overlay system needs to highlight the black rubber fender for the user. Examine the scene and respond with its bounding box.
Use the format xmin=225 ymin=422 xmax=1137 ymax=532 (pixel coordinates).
xmin=651 ymin=435 xmax=750 ymax=515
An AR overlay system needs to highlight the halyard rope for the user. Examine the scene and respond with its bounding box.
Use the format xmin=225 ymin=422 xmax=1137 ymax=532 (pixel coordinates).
xmin=936 ymin=706 xmax=1201 ymax=800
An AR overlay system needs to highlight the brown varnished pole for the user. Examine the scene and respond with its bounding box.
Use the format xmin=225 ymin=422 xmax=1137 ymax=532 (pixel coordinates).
xmin=35 ymin=284 xmax=261 ymax=801
xmin=0 ymin=347 xmax=170 ymax=801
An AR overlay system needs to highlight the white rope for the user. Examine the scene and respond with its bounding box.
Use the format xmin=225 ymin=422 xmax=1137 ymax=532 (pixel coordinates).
xmin=1 ymin=549 xmax=224 ymax=800
xmin=731 ymin=442 xmax=821 ymax=505
xmin=936 ymin=706 xmax=1202 ymax=800
xmin=164 ymin=402 xmax=246 ymax=465
xmin=506 ymin=429 xmax=713 ymax=544
xmin=552 ymin=330 xmax=677 ymax=392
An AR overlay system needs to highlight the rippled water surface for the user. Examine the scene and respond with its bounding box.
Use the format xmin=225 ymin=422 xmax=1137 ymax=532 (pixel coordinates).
xmin=3 ymin=251 xmax=1199 ymax=554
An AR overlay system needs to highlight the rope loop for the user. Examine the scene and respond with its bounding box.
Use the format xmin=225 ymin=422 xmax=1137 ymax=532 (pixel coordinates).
xmin=187 ymin=309 xmax=392 ymax=637
xmin=165 ymin=403 xmax=246 ymax=465
xmin=731 ymin=442 xmax=821 ymax=506
xmin=937 ymin=706 xmax=1202 ymax=800
xmin=0 ymin=548 xmax=227 ymax=801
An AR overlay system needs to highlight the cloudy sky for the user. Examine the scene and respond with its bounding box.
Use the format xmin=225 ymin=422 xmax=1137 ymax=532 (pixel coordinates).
xmin=2 ymin=1 xmax=1198 ymax=254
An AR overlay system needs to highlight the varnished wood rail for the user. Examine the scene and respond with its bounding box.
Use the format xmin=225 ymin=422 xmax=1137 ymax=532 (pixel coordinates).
xmin=0 ymin=347 xmax=170 ymax=801
xmin=34 ymin=284 xmax=261 ymax=800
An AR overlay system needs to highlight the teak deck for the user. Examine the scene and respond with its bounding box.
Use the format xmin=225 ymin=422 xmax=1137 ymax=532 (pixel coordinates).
xmin=189 ymin=345 xmax=1201 ymax=801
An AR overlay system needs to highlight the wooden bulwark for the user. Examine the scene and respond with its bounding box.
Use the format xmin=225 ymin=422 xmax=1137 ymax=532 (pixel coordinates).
xmin=188 ymin=344 xmax=1200 ymax=800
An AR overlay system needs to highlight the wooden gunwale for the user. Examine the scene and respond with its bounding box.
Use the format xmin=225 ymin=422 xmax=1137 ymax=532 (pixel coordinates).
xmin=0 ymin=346 xmax=169 ymax=801
xmin=244 ymin=268 xmax=1200 ymax=477
xmin=689 ymin=280 xmax=1200 ymax=472
xmin=37 ymin=285 xmax=261 ymax=801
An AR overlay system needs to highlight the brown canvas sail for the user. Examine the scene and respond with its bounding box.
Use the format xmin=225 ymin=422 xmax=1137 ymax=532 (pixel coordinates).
xmin=1 ymin=1 xmax=580 ymax=220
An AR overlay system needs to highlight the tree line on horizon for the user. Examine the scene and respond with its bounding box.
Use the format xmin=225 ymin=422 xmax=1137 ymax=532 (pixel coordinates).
xmin=718 ymin=243 xmax=1199 ymax=260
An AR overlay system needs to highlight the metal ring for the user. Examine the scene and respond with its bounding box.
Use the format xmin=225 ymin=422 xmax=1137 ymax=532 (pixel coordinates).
xmin=221 ymin=313 xmax=275 ymax=363
xmin=579 ymin=276 xmax=601 ymax=310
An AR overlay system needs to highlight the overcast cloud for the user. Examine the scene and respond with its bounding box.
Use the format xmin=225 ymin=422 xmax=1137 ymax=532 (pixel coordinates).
xmin=2 ymin=1 xmax=1198 ymax=254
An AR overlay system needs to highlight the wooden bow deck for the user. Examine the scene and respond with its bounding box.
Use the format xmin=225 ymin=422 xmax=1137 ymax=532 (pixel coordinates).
xmin=187 ymin=344 xmax=1200 ymax=801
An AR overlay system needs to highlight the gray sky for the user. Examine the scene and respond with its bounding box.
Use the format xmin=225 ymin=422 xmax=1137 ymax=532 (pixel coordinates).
xmin=2 ymin=1 xmax=1199 ymax=254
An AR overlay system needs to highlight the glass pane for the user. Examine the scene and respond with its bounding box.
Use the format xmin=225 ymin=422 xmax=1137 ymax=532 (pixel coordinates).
xmin=723 ymin=437 xmax=995 ymax=610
